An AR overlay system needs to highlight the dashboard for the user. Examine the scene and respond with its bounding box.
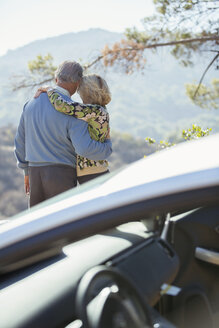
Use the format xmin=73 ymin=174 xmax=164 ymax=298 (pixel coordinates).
xmin=0 ymin=222 xmax=179 ymax=328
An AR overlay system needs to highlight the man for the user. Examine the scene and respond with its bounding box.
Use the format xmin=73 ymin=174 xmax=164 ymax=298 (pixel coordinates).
xmin=15 ymin=61 xmax=112 ymax=207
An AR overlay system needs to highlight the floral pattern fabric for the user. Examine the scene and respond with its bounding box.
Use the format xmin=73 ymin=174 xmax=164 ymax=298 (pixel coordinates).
xmin=47 ymin=90 xmax=109 ymax=171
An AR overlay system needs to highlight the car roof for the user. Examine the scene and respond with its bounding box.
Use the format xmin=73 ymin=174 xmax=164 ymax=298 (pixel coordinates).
xmin=0 ymin=134 xmax=219 ymax=250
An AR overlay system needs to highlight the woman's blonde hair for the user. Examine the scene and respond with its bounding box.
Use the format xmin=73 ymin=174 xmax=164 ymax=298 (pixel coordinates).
xmin=78 ymin=74 xmax=111 ymax=106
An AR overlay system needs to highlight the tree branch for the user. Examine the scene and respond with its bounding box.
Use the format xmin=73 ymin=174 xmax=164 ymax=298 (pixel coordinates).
xmin=193 ymin=51 xmax=219 ymax=98
xmin=12 ymin=77 xmax=54 ymax=91
xmin=133 ymin=35 xmax=219 ymax=50
xmin=12 ymin=36 xmax=219 ymax=90
xmin=86 ymin=35 xmax=219 ymax=70
xmin=84 ymin=55 xmax=104 ymax=70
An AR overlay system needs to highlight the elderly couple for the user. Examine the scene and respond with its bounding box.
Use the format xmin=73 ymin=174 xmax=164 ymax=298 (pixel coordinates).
xmin=15 ymin=60 xmax=112 ymax=207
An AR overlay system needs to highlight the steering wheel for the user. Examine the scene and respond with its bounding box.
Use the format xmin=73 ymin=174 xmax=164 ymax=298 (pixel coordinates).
xmin=75 ymin=265 xmax=153 ymax=328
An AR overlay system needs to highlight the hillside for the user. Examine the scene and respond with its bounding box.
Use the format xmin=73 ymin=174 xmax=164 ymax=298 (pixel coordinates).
xmin=0 ymin=28 xmax=218 ymax=140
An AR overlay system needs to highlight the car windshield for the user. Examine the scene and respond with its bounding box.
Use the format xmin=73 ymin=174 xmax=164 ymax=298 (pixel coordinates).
xmin=10 ymin=168 xmax=123 ymax=221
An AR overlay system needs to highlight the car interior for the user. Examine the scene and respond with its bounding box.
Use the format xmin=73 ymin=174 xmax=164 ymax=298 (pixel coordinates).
xmin=0 ymin=201 xmax=218 ymax=328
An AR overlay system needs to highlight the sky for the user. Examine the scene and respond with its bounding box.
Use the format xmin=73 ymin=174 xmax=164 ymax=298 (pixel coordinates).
xmin=0 ymin=0 xmax=154 ymax=56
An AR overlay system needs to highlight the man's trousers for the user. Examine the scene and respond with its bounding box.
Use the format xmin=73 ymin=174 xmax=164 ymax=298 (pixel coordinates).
xmin=29 ymin=165 xmax=77 ymax=207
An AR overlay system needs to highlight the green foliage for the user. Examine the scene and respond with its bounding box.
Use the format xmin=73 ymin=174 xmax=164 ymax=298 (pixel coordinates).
xmin=125 ymin=27 xmax=149 ymax=44
xmin=145 ymin=136 xmax=174 ymax=152
xmin=127 ymin=0 xmax=219 ymax=68
xmin=182 ymin=124 xmax=212 ymax=140
xmin=28 ymin=54 xmax=57 ymax=78
xmin=123 ymin=0 xmax=219 ymax=110
xmin=186 ymin=79 xmax=219 ymax=109
xmin=145 ymin=124 xmax=212 ymax=154
xmin=13 ymin=53 xmax=57 ymax=91
xmin=145 ymin=137 xmax=156 ymax=145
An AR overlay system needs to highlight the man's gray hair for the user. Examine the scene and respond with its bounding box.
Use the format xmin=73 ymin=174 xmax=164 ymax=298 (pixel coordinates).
xmin=55 ymin=61 xmax=83 ymax=83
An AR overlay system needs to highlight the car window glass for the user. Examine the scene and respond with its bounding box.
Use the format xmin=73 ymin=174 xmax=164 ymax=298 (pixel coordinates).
xmin=11 ymin=168 xmax=123 ymax=220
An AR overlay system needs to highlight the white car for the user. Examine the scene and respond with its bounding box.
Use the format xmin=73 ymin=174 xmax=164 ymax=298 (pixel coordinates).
xmin=0 ymin=134 xmax=218 ymax=328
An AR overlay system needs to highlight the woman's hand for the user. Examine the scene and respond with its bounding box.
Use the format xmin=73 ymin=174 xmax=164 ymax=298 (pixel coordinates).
xmin=34 ymin=86 xmax=50 ymax=98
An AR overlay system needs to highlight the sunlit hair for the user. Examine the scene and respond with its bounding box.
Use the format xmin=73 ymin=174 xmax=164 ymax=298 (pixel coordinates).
xmin=78 ymin=74 xmax=111 ymax=106
xmin=55 ymin=61 xmax=83 ymax=83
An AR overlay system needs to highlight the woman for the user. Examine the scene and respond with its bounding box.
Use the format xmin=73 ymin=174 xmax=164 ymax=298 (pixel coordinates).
xmin=36 ymin=74 xmax=111 ymax=184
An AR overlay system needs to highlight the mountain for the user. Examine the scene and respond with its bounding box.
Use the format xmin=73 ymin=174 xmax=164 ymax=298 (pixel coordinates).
xmin=0 ymin=28 xmax=218 ymax=140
